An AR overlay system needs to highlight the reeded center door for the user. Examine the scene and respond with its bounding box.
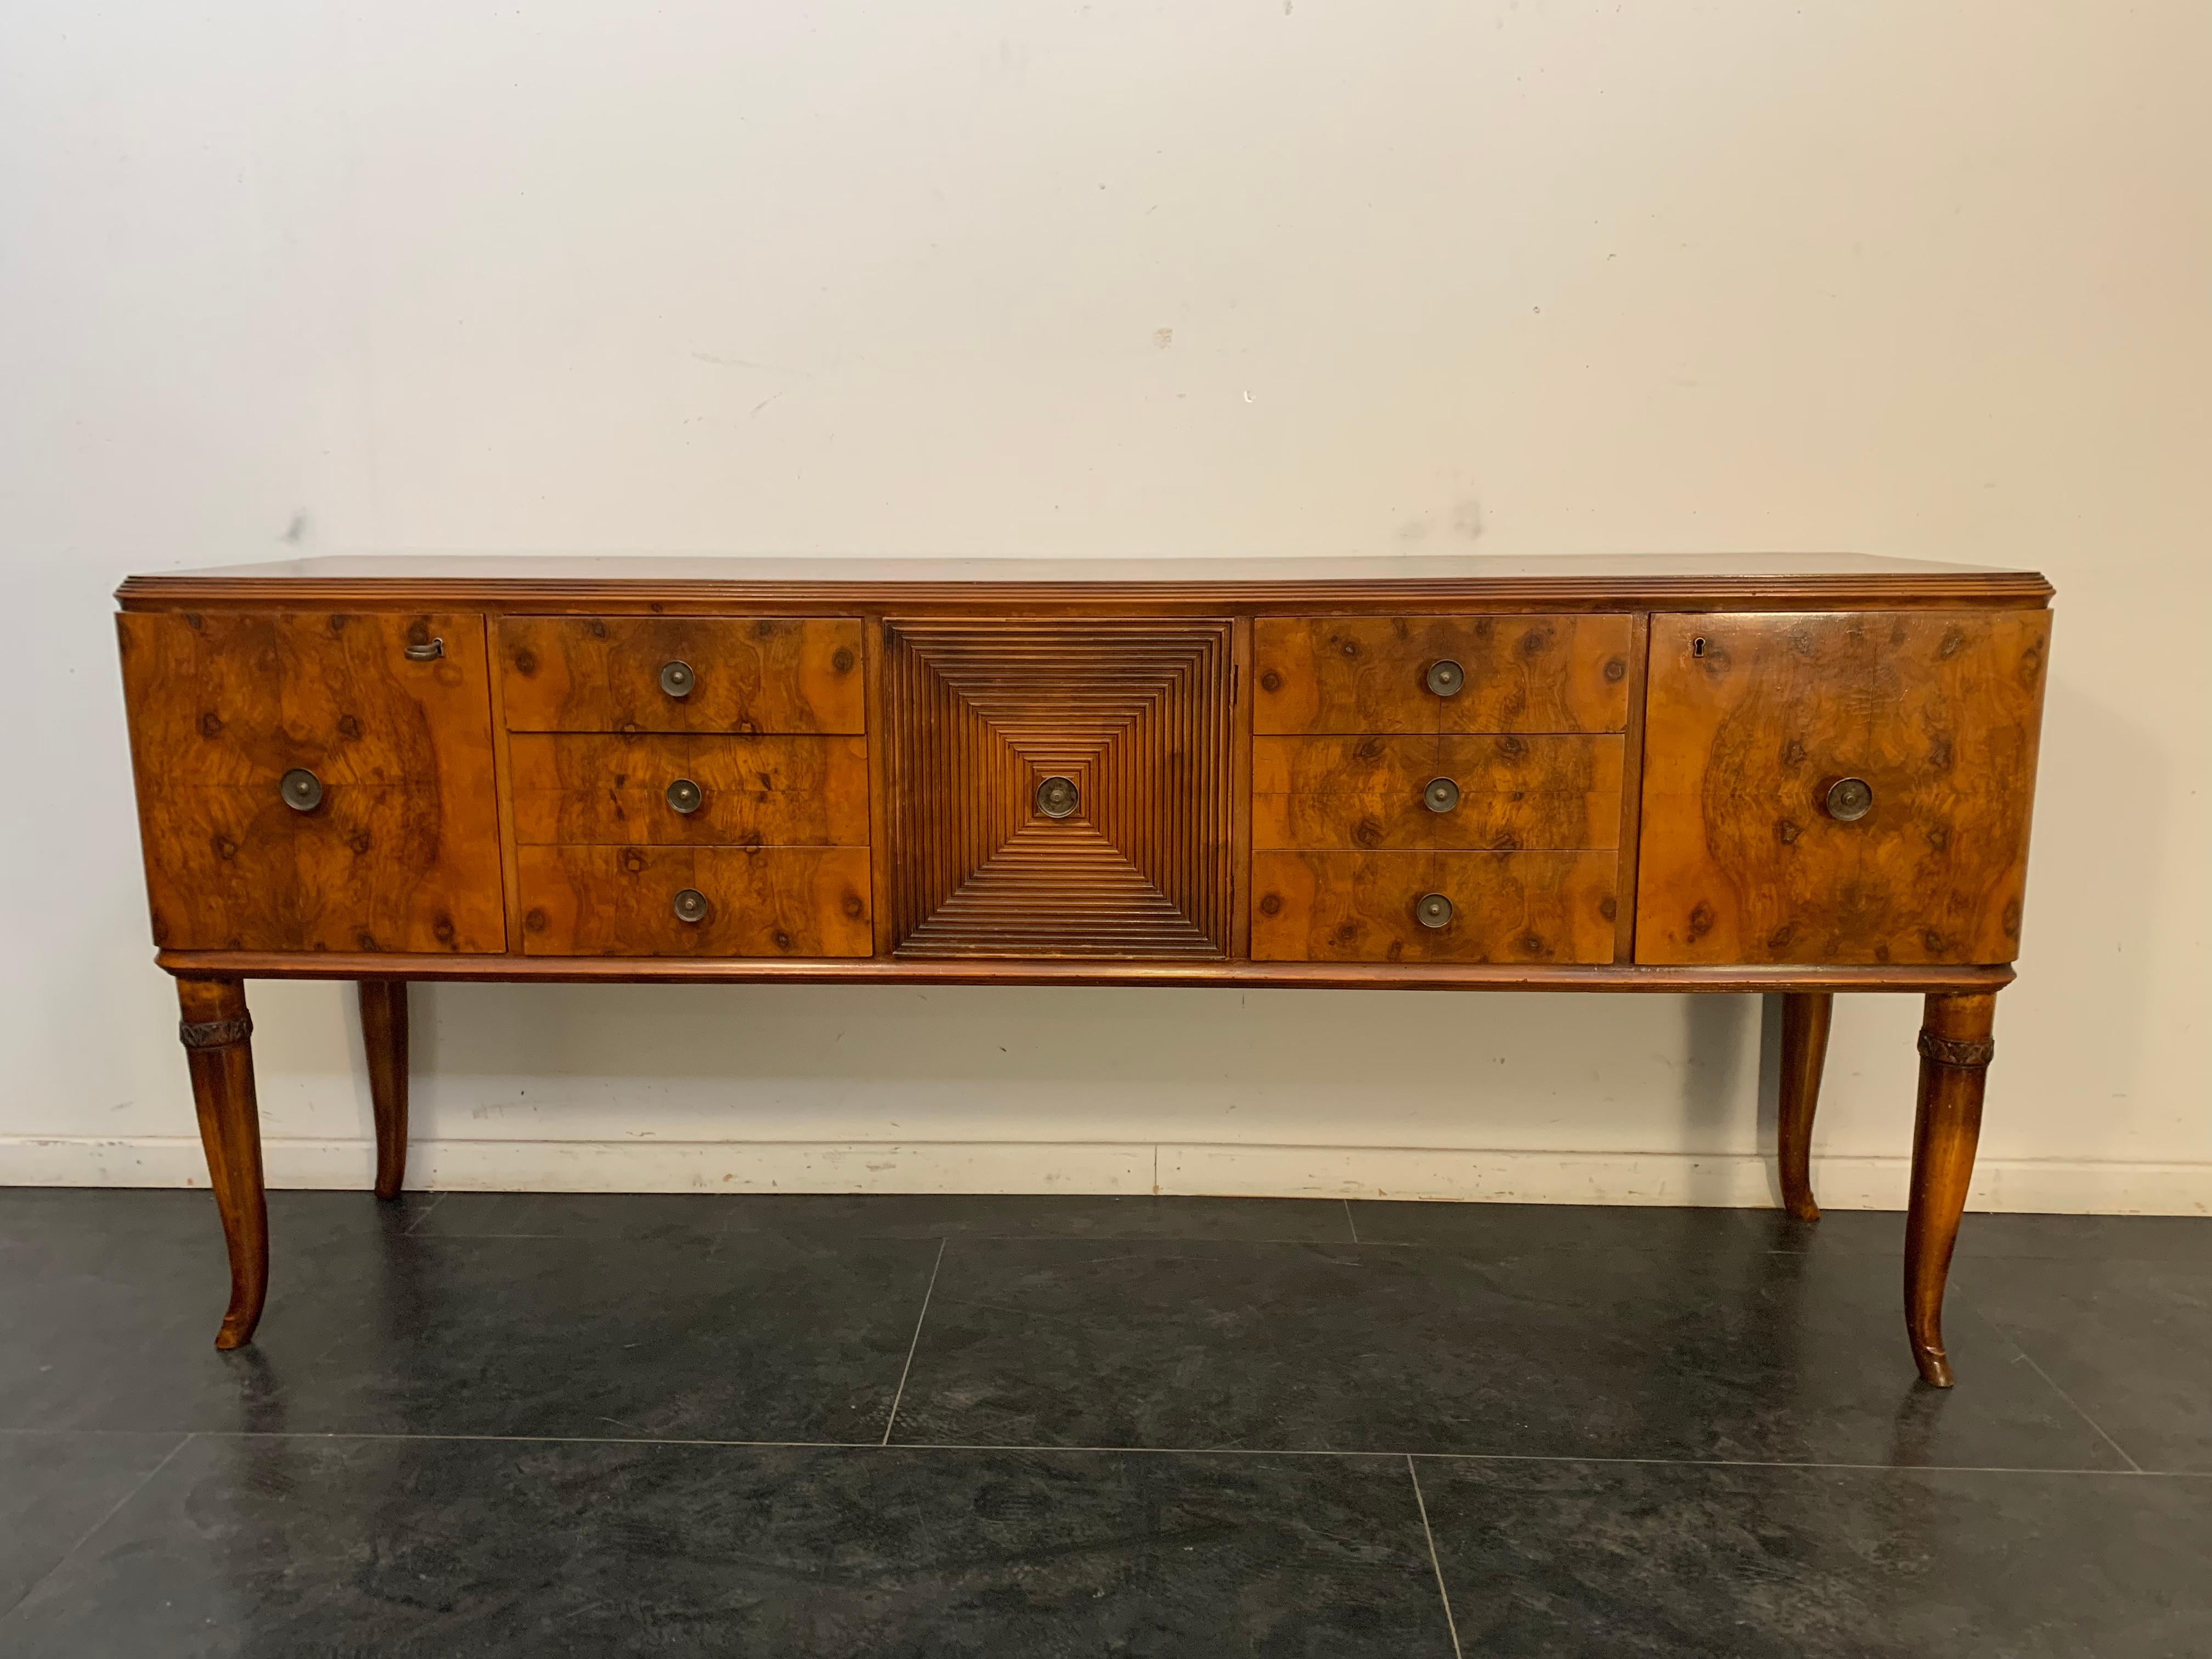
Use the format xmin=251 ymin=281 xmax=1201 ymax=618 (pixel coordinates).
xmin=881 ymin=618 xmax=1234 ymax=957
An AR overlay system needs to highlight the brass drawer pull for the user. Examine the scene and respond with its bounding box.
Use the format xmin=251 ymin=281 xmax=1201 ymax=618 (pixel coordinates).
xmin=1415 ymin=891 xmax=1454 ymax=929
xmin=1825 ymin=777 xmax=1875 ymax=822
xmin=665 ymin=778 xmax=703 ymax=815
xmin=1425 ymin=659 xmax=1465 ymax=697
xmin=279 ymin=768 xmax=323 ymax=812
xmin=1035 ymin=775 xmax=1080 ymax=819
xmin=403 ymin=637 xmax=444 ymax=662
xmin=1423 ymin=776 xmax=1460 ymax=814
xmin=659 ymin=659 xmax=696 ymax=698
xmin=672 ymin=888 xmax=709 ymax=924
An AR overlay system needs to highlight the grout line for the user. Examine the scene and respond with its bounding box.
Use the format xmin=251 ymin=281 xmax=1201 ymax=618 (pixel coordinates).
xmin=1385 ymin=1448 xmax=2162 ymax=1477
xmin=1407 ymin=1457 xmax=1464 ymax=1658
xmin=160 ymin=1427 xmax=2181 ymax=1478
xmin=0 ymin=1432 xmax=194 ymax=1623
xmin=191 ymin=1429 xmax=883 ymax=1451
xmin=1343 ymin=1199 xmax=1361 ymax=1243
xmin=401 ymin=1190 xmax=449 ymax=1237
xmin=881 ymin=1238 xmax=947 ymax=1447
xmin=2010 ymin=1346 xmax=2143 ymax=1474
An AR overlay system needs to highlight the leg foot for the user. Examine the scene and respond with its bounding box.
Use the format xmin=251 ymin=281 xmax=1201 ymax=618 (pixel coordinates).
xmin=1904 ymin=991 xmax=1995 ymax=1387
xmin=358 ymin=980 xmax=410 ymax=1200
xmin=179 ymin=977 xmax=267 ymax=1350
xmin=1778 ymin=991 xmax=1832 ymax=1222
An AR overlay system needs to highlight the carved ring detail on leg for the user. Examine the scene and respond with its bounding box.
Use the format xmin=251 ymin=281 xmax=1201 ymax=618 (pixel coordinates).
xmin=1916 ymin=1031 xmax=1994 ymax=1069
xmin=180 ymin=1016 xmax=255 ymax=1049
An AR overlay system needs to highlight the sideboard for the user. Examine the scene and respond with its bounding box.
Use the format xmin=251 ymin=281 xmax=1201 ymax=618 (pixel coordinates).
xmin=114 ymin=554 xmax=2052 ymax=1385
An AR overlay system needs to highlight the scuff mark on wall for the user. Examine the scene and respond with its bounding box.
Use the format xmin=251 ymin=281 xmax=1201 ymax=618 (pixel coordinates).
xmin=1397 ymin=498 xmax=1483 ymax=543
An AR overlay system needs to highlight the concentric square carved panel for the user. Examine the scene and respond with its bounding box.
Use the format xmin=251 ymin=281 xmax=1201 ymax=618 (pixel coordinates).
xmin=883 ymin=619 xmax=1235 ymax=957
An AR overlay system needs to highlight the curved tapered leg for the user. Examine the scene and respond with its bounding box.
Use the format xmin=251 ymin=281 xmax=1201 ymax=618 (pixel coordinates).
xmin=1778 ymin=991 xmax=1833 ymax=1221
xmin=1904 ymin=991 xmax=1996 ymax=1387
xmin=178 ymin=977 xmax=267 ymax=1350
xmin=358 ymin=980 xmax=410 ymax=1200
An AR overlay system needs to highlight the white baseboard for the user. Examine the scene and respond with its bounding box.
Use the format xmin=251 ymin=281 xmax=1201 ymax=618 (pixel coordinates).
xmin=3 ymin=1136 xmax=2208 ymax=1215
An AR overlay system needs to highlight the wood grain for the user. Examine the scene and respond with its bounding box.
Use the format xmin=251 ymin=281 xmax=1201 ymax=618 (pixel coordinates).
xmin=1609 ymin=615 xmax=1654 ymax=962
xmin=358 ymin=980 xmax=409 ymax=1200
xmin=483 ymin=614 xmax=528 ymax=952
xmin=1252 ymin=614 xmax=1633 ymax=735
xmin=159 ymin=946 xmax=2013 ymax=994
xmin=116 ymin=611 xmax=505 ymax=953
xmin=117 ymin=552 xmax=2057 ymax=616
xmin=1250 ymin=850 xmax=1618 ymax=964
xmin=177 ymin=976 xmax=266 ymax=1350
xmin=1777 ymin=990 xmax=1832 ymax=1221
xmin=499 ymin=616 xmax=864 ymax=734
xmin=881 ymin=618 xmax=1234 ymax=957
xmin=508 ymin=733 xmax=869 ymax=847
xmin=518 ymin=844 xmax=873 ymax=957
xmin=1634 ymin=611 xmax=2051 ymax=966
xmin=1905 ymin=990 xmax=1997 ymax=1387
xmin=1253 ymin=734 xmax=1622 ymax=851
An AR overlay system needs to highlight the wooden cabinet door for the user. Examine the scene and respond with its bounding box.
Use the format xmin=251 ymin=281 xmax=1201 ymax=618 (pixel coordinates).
xmin=117 ymin=611 xmax=505 ymax=952
xmin=1634 ymin=611 xmax=2050 ymax=966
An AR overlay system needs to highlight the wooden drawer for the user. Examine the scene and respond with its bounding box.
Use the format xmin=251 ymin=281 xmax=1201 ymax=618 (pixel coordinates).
xmin=500 ymin=616 xmax=865 ymax=734
xmin=1252 ymin=615 xmax=1633 ymax=734
xmin=116 ymin=611 xmax=505 ymax=953
xmin=509 ymin=733 xmax=869 ymax=847
xmin=1254 ymin=734 xmax=1622 ymax=851
xmin=518 ymin=845 xmax=873 ymax=956
xmin=1635 ymin=611 xmax=2050 ymax=966
xmin=1250 ymin=850 xmax=1618 ymax=963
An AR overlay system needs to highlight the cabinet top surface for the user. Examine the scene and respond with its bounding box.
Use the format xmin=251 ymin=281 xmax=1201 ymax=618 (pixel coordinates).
xmin=117 ymin=551 xmax=2052 ymax=608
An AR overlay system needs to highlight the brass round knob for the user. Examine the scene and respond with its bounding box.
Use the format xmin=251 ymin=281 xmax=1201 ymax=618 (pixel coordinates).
xmin=1424 ymin=777 xmax=1461 ymax=814
xmin=665 ymin=778 xmax=703 ymax=815
xmin=1425 ymin=659 xmax=1465 ymax=697
xmin=672 ymin=888 xmax=709 ymax=923
xmin=279 ymin=768 xmax=324 ymax=812
xmin=659 ymin=659 xmax=695 ymax=698
xmin=1035 ymin=775 xmax=1080 ymax=820
xmin=1415 ymin=891 xmax=1454 ymax=929
xmin=1824 ymin=777 xmax=1875 ymax=822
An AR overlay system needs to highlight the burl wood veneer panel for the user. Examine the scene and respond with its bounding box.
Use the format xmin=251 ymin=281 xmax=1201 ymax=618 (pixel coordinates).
xmin=1253 ymin=734 xmax=1623 ymax=851
xmin=518 ymin=845 xmax=873 ymax=956
xmin=508 ymin=733 xmax=870 ymax=847
xmin=500 ymin=616 xmax=865 ymax=733
xmin=1635 ymin=611 xmax=2050 ymax=966
xmin=1252 ymin=615 xmax=1634 ymax=735
xmin=116 ymin=612 xmax=504 ymax=952
xmin=882 ymin=618 xmax=1234 ymax=957
xmin=1251 ymin=850 xmax=1619 ymax=964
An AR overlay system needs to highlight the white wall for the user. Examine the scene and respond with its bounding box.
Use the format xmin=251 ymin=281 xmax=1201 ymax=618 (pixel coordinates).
xmin=2 ymin=1 xmax=2205 ymax=1211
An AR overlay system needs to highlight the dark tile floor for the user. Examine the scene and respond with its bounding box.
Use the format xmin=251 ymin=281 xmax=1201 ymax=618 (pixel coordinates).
xmin=2 ymin=1189 xmax=2206 ymax=1656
